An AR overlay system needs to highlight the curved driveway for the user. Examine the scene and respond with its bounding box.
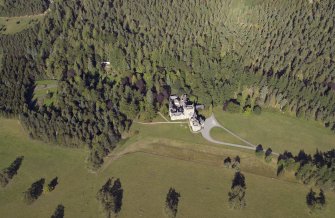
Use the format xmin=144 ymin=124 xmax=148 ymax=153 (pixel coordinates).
xmin=201 ymin=114 xmax=256 ymax=151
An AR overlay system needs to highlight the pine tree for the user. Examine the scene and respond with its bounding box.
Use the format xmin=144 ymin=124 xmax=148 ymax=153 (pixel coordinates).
xmin=165 ymin=188 xmax=181 ymax=218
xmin=0 ymin=156 xmax=24 ymax=187
xmin=23 ymin=178 xmax=45 ymax=204
xmin=306 ymin=189 xmax=326 ymax=212
xmin=51 ymin=204 xmax=65 ymax=218
xmin=97 ymin=178 xmax=123 ymax=218
xmin=228 ymin=172 xmax=246 ymax=209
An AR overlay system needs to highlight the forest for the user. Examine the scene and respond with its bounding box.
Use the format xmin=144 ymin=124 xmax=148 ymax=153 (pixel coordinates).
xmin=0 ymin=0 xmax=335 ymax=169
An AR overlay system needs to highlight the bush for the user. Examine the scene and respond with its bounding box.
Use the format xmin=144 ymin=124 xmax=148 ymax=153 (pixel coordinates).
xmin=243 ymin=106 xmax=252 ymax=116
xmin=159 ymin=103 xmax=169 ymax=115
xmin=46 ymin=91 xmax=53 ymax=99
xmin=224 ymin=157 xmax=232 ymax=168
xmin=226 ymin=101 xmax=240 ymax=113
xmin=255 ymin=144 xmax=264 ymax=157
xmin=265 ymin=148 xmax=273 ymax=162
xmin=253 ymin=105 xmax=262 ymax=115
xmin=231 ymin=156 xmax=241 ymax=170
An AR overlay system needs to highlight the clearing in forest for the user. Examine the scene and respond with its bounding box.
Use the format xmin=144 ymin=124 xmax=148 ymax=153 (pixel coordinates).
xmin=0 ymin=8 xmax=48 ymax=34
xmin=33 ymin=80 xmax=58 ymax=106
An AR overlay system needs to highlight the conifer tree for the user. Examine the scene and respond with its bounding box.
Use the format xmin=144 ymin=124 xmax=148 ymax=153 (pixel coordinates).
xmin=97 ymin=178 xmax=123 ymax=218
xmin=51 ymin=204 xmax=65 ymax=218
xmin=165 ymin=188 xmax=181 ymax=218
xmin=228 ymin=172 xmax=246 ymax=209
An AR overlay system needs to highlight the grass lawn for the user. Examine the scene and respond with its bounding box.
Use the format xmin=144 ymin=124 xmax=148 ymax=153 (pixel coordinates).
xmin=213 ymin=108 xmax=335 ymax=154
xmin=210 ymin=127 xmax=251 ymax=146
xmin=0 ymin=16 xmax=42 ymax=34
xmin=0 ymin=119 xmax=335 ymax=217
xmin=1 ymin=118 xmax=335 ymax=217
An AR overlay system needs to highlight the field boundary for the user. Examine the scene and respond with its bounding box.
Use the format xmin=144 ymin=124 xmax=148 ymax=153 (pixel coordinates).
xmin=99 ymin=139 xmax=298 ymax=186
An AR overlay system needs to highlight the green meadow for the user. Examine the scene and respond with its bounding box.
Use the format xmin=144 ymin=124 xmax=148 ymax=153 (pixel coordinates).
xmin=1 ymin=118 xmax=335 ymax=217
xmin=212 ymin=108 xmax=335 ymax=154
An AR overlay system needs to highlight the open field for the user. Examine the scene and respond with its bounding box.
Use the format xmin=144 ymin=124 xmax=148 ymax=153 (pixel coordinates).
xmin=213 ymin=108 xmax=335 ymax=154
xmin=210 ymin=127 xmax=250 ymax=146
xmin=0 ymin=16 xmax=42 ymax=34
xmin=1 ymin=118 xmax=335 ymax=217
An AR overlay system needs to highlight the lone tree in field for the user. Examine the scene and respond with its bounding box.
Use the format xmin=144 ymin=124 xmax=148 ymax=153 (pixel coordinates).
xmin=228 ymin=172 xmax=246 ymax=209
xmin=23 ymin=178 xmax=45 ymax=204
xmin=97 ymin=178 xmax=123 ymax=218
xmin=306 ymin=189 xmax=326 ymax=212
xmin=47 ymin=177 xmax=58 ymax=192
xmin=165 ymin=188 xmax=181 ymax=218
xmin=51 ymin=204 xmax=65 ymax=218
xmin=255 ymin=144 xmax=264 ymax=157
xmin=224 ymin=157 xmax=232 ymax=168
xmin=265 ymin=148 xmax=273 ymax=162
xmin=231 ymin=156 xmax=241 ymax=170
xmin=0 ymin=156 xmax=24 ymax=187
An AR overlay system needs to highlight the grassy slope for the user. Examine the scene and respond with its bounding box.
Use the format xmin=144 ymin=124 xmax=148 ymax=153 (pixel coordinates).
xmin=0 ymin=118 xmax=92 ymax=217
xmin=1 ymin=118 xmax=335 ymax=217
xmin=213 ymin=108 xmax=335 ymax=154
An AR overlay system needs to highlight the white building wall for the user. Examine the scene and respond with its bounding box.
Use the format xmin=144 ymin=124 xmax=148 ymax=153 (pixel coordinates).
xmin=170 ymin=113 xmax=189 ymax=120
xmin=168 ymin=95 xmax=203 ymax=132
xmin=189 ymin=118 xmax=202 ymax=132
xmin=169 ymin=107 xmax=195 ymax=121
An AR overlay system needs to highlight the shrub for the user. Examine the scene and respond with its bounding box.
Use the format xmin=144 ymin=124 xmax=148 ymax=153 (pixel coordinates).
xmin=265 ymin=148 xmax=273 ymax=162
xmin=255 ymin=144 xmax=264 ymax=157
xmin=243 ymin=106 xmax=252 ymax=116
xmin=253 ymin=105 xmax=262 ymax=115
xmin=226 ymin=101 xmax=240 ymax=113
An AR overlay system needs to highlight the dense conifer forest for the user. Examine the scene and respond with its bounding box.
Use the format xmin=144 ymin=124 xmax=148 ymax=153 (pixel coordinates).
xmin=1 ymin=0 xmax=335 ymax=168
